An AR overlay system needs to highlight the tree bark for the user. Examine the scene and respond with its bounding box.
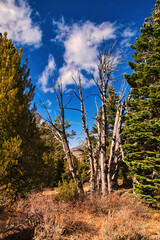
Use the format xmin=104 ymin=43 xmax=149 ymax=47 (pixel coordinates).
xmin=107 ymin=92 xmax=131 ymax=193
xmin=100 ymin=98 xmax=107 ymax=195
xmin=75 ymin=77 xmax=95 ymax=195
xmin=99 ymin=60 xmax=108 ymax=196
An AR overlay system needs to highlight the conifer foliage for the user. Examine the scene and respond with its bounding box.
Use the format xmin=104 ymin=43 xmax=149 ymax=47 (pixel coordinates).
xmin=0 ymin=33 xmax=44 ymax=197
xmin=123 ymin=0 xmax=160 ymax=205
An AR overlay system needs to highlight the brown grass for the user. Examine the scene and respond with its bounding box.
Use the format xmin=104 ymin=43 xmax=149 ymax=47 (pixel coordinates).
xmin=0 ymin=189 xmax=160 ymax=240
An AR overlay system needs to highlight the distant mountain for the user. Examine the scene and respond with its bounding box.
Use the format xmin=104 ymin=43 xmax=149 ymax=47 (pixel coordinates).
xmin=71 ymin=145 xmax=85 ymax=161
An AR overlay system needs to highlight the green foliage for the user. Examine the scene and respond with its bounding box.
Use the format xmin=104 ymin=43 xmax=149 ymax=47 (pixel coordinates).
xmin=0 ymin=33 xmax=44 ymax=198
xmin=54 ymin=114 xmax=76 ymax=140
xmin=123 ymin=1 xmax=160 ymax=206
xmin=61 ymin=152 xmax=82 ymax=182
xmin=106 ymin=85 xmax=119 ymax=140
xmin=124 ymin=0 xmax=160 ymax=88
xmin=78 ymin=147 xmax=90 ymax=183
xmin=0 ymin=136 xmax=22 ymax=195
xmin=37 ymin=118 xmax=65 ymax=188
xmin=57 ymin=179 xmax=78 ymax=202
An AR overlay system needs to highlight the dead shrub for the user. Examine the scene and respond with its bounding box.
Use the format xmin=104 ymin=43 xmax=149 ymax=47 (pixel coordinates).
xmin=100 ymin=191 xmax=154 ymax=240
xmin=33 ymin=213 xmax=94 ymax=240
xmin=102 ymin=207 xmax=149 ymax=240
xmin=6 ymin=191 xmax=96 ymax=240
xmin=1 ymin=189 xmax=159 ymax=240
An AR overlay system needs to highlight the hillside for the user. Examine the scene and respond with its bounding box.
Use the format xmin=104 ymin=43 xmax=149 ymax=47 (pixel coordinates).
xmin=71 ymin=145 xmax=85 ymax=161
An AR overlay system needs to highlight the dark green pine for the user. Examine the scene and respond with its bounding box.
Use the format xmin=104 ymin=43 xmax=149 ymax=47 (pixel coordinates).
xmin=122 ymin=0 xmax=160 ymax=206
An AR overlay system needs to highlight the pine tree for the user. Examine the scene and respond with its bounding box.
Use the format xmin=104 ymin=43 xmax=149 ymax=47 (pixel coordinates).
xmin=37 ymin=117 xmax=65 ymax=188
xmin=106 ymin=85 xmax=119 ymax=149
xmin=0 ymin=33 xmax=44 ymax=197
xmin=123 ymin=1 xmax=160 ymax=205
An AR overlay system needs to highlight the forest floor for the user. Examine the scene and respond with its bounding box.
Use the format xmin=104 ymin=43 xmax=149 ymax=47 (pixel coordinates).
xmin=0 ymin=185 xmax=160 ymax=240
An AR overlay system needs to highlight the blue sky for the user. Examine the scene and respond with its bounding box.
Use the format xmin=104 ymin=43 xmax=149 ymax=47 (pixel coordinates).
xmin=0 ymin=0 xmax=155 ymax=147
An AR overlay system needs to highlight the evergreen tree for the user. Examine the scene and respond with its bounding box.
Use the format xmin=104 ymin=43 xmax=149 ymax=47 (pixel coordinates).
xmin=37 ymin=117 xmax=65 ymax=188
xmin=106 ymin=85 xmax=119 ymax=150
xmin=0 ymin=33 xmax=44 ymax=197
xmin=122 ymin=1 xmax=160 ymax=205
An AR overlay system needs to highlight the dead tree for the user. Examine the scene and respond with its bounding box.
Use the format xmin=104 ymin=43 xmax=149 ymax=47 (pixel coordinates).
xmin=92 ymin=101 xmax=102 ymax=191
xmin=107 ymin=100 xmax=125 ymax=193
xmin=41 ymin=79 xmax=84 ymax=195
xmin=72 ymin=76 xmax=96 ymax=196
xmin=107 ymin=91 xmax=132 ymax=193
xmin=91 ymin=43 xmax=124 ymax=196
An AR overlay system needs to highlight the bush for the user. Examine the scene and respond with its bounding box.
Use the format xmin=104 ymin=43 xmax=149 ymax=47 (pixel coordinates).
xmin=57 ymin=179 xmax=78 ymax=202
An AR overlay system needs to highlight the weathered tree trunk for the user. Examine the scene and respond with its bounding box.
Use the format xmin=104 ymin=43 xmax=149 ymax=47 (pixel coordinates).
xmin=111 ymin=103 xmax=125 ymax=186
xmin=42 ymin=79 xmax=84 ymax=196
xmin=74 ymin=77 xmax=95 ymax=196
xmin=107 ymin=91 xmax=132 ymax=193
xmin=99 ymin=60 xmax=109 ymax=196
xmin=100 ymin=98 xmax=107 ymax=195
xmin=91 ymin=44 xmax=123 ymax=196
xmin=93 ymin=44 xmax=124 ymax=196
xmin=107 ymin=101 xmax=124 ymax=193
xmin=93 ymin=109 xmax=102 ymax=191
xmin=82 ymin=126 xmax=95 ymax=195
xmin=59 ymin=81 xmax=84 ymax=195
xmin=107 ymin=104 xmax=120 ymax=194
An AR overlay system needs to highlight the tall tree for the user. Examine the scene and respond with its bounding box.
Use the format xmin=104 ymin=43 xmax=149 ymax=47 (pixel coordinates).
xmin=91 ymin=45 xmax=123 ymax=195
xmin=122 ymin=1 xmax=160 ymax=205
xmin=72 ymin=76 xmax=96 ymax=195
xmin=0 ymin=33 xmax=44 ymax=197
xmin=107 ymin=92 xmax=131 ymax=193
xmin=90 ymin=84 xmax=119 ymax=191
xmin=41 ymin=79 xmax=84 ymax=195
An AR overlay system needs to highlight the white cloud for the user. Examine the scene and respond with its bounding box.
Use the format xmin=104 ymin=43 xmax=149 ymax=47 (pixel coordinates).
xmin=121 ymin=27 xmax=136 ymax=47
xmin=53 ymin=18 xmax=117 ymax=87
xmin=122 ymin=28 xmax=136 ymax=38
xmin=0 ymin=0 xmax=42 ymax=47
xmin=38 ymin=54 xmax=56 ymax=93
xmin=46 ymin=100 xmax=52 ymax=107
xmin=120 ymin=38 xmax=131 ymax=47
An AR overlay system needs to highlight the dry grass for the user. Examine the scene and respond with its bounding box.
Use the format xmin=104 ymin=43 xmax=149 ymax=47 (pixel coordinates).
xmin=0 ymin=189 xmax=160 ymax=240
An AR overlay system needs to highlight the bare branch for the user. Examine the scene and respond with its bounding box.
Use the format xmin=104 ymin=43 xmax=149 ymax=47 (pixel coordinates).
xmin=66 ymin=107 xmax=82 ymax=113
xmin=73 ymin=89 xmax=81 ymax=101
xmin=90 ymin=72 xmax=102 ymax=94
xmin=88 ymin=91 xmax=102 ymax=100
xmin=64 ymin=95 xmax=73 ymax=109
xmin=39 ymin=100 xmax=63 ymax=135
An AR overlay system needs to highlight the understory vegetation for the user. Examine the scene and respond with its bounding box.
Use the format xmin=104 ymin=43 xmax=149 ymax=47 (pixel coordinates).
xmin=0 ymin=190 xmax=160 ymax=240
